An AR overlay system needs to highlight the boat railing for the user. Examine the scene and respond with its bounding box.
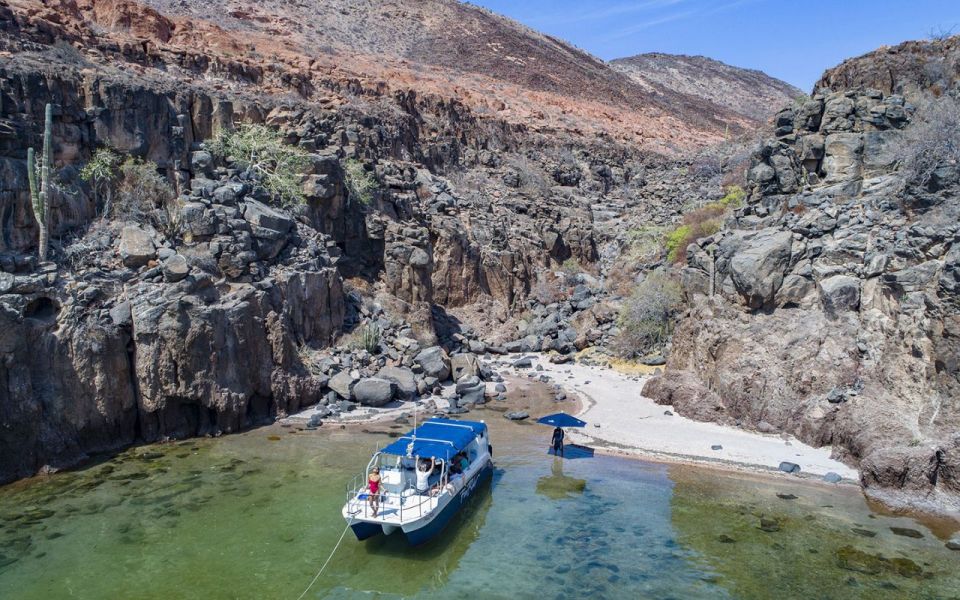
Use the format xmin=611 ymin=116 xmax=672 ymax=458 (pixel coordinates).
xmin=345 ymin=476 xmax=440 ymax=523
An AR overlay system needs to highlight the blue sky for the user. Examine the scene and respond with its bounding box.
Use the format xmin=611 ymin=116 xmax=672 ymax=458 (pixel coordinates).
xmin=470 ymin=0 xmax=960 ymax=91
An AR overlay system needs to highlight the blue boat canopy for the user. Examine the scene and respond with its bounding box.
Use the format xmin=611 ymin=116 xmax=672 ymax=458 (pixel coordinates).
xmin=380 ymin=418 xmax=487 ymax=461
xmin=537 ymin=412 xmax=587 ymax=428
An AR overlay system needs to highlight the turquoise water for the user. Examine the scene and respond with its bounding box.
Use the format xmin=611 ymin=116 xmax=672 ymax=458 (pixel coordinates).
xmin=1 ymin=408 xmax=959 ymax=600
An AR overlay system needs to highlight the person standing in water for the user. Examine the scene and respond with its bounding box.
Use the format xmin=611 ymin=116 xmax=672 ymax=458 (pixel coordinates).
xmin=551 ymin=427 xmax=565 ymax=458
xmin=367 ymin=467 xmax=382 ymax=517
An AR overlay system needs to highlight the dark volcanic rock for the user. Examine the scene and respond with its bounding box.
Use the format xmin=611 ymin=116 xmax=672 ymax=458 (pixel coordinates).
xmin=353 ymin=378 xmax=396 ymax=407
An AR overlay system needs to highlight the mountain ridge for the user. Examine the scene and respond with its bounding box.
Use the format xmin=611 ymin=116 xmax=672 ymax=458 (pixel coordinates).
xmin=611 ymin=52 xmax=804 ymax=123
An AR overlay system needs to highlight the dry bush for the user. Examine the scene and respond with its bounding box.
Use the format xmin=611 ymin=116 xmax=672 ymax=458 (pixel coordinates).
xmin=664 ymin=186 xmax=742 ymax=263
xmin=504 ymin=154 xmax=550 ymax=195
xmin=114 ymin=158 xmax=181 ymax=237
xmin=611 ymin=270 xmax=682 ymax=359
xmin=897 ymin=95 xmax=960 ymax=189
xmin=531 ymin=271 xmax=567 ymax=305
xmin=691 ymin=138 xmax=756 ymax=192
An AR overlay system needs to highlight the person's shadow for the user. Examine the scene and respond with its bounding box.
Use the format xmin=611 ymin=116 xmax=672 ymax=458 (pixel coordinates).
xmin=536 ymin=457 xmax=587 ymax=500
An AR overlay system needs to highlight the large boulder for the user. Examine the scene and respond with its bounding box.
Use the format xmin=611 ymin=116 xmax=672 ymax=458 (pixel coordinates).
xmin=328 ymin=370 xmax=357 ymax=400
xmin=819 ymin=275 xmax=861 ymax=314
xmin=118 ymin=225 xmax=156 ymax=268
xmin=822 ymin=133 xmax=863 ymax=184
xmin=414 ymin=346 xmax=450 ymax=381
xmin=729 ymin=230 xmax=794 ymax=309
xmin=353 ymin=377 xmax=395 ymax=407
xmin=450 ymin=353 xmax=479 ymax=381
xmin=377 ymin=366 xmax=417 ymax=400
xmin=161 ymin=254 xmax=189 ymax=282
xmin=242 ymin=199 xmax=293 ymax=233
xmin=455 ymin=375 xmax=486 ymax=405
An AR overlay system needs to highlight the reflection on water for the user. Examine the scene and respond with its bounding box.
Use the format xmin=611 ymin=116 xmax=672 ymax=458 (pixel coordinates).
xmin=536 ymin=457 xmax=587 ymax=500
xmin=0 ymin=409 xmax=958 ymax=600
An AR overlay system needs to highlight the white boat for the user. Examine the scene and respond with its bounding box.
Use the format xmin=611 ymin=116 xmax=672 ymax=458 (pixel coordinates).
xmin=341 ymin=417 xmax=493 ymax=545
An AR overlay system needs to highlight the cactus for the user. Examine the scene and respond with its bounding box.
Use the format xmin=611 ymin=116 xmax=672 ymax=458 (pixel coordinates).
xmin=28 ymin=103 xmax=53 ymax=261
xmin=360 ymin=322 xmax=381 ymax=354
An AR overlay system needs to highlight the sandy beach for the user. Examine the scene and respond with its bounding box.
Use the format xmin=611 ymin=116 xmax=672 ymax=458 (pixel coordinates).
xmin=283 ymin=352 xmax=858 ymax=483
xmin=505 ymin=354 xmax=859 ymax=482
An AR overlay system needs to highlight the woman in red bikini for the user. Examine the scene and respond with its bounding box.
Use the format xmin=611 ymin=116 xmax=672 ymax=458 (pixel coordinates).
xmin=367 ymin=467 xmax=382 ymax=517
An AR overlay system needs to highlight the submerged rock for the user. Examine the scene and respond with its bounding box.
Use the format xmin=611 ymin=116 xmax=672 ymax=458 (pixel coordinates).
xmin=758 ymin=517 xmax=781 ymax=532
xmin=889 ymin=527 xmax=924 ymax=539
xmin=717 ymin=534 xmax=736 ymax=544
xmin=836 ymin=545 xmax=885 ymax=575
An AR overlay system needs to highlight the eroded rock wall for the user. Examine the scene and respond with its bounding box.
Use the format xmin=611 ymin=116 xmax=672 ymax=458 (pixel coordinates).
xmin=646 ymin=87 xmax=960 ymax=512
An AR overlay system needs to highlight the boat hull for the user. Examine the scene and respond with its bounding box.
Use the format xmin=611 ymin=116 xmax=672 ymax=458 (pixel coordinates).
xmin=403 ymin=459 xmax=493 ymax=546
xmin=350 ymin=520 xmax=383 ymax=541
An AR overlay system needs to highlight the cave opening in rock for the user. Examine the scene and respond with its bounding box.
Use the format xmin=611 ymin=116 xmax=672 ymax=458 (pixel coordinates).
xmin=23 ymin=296 xmax=59 ymax=322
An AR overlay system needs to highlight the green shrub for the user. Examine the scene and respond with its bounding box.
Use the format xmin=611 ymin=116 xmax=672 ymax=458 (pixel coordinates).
xmin=559 ymin=258 xmax=581 ymax=276
xmin=665 ymin=225 xmax=691 ymax=263
xmin=80 ymin=148 xmax=121 ymax=217
xmin=612 ymin=270 xmax=682 ymax=358
xmin=360 ymin=322 xmax=381 ymax=353
xmin=207 ymin=123 xmax=310 ymax=206
xmin=665 ymin=189 xmax=740 ymax=263
xmin=718 ymin=185 xmax=746 ymax=208
xmin=343 ymin=159 xmax=378 ymax=206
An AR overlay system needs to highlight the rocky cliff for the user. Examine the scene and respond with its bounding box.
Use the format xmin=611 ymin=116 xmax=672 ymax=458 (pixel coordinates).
xmin=0 ymin=0 xmax=731 ymax=482
xmin=645 ymin=44 xmax=960 ymax=513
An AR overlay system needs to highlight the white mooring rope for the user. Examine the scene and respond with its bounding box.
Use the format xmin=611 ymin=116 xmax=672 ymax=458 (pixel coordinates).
xmin=295 ymin=518 xmax=354 ymax=600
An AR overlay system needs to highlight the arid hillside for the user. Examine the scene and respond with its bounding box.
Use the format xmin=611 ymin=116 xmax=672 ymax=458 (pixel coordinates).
xmin=4 ymin=0 xmax=792 ymax=151
xmin=612 ymin=52 xmax=803 ymax=122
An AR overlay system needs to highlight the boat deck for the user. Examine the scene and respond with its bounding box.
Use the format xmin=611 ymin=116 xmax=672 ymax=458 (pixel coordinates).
xmin=344 ymin=491 xmax=440 ymax=526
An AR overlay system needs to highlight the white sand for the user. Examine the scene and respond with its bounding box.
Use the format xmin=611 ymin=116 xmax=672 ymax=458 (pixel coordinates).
xmin=507 ymin=355 xmax=858 ymax=481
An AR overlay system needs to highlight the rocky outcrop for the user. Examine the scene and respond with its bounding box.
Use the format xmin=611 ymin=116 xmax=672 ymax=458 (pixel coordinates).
xmin=815 ymin=35 xmax=960 ymax=101
xmin=646 ymin=85 xmax=960 ymax=512
xmin=0 ymin=147 xmax=346 ymax=482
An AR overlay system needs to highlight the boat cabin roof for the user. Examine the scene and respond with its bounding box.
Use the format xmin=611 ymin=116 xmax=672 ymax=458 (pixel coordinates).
xmin=380 ymin=418 xmax=487 ymax=461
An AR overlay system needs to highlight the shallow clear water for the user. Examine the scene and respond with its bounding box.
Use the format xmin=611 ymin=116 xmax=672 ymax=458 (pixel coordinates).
xmin=1 ymin=407 xmax=959 ymax=600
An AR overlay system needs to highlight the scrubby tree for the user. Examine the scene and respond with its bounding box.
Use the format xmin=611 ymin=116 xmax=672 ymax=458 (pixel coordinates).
xmin=343 ymin=159 xmax=378 ymax=206
xmin=207 ymin=123 xmax=310 ymax=206
xmin=80 ymin=147 xmax=121 ymax=217
xmin=114 ymin=157 xmax=181 ymax=237
xmin=898 ymin=95 xmax=960 ymax=189
xmin=612 ymin=270 xmax=682 ymax=359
